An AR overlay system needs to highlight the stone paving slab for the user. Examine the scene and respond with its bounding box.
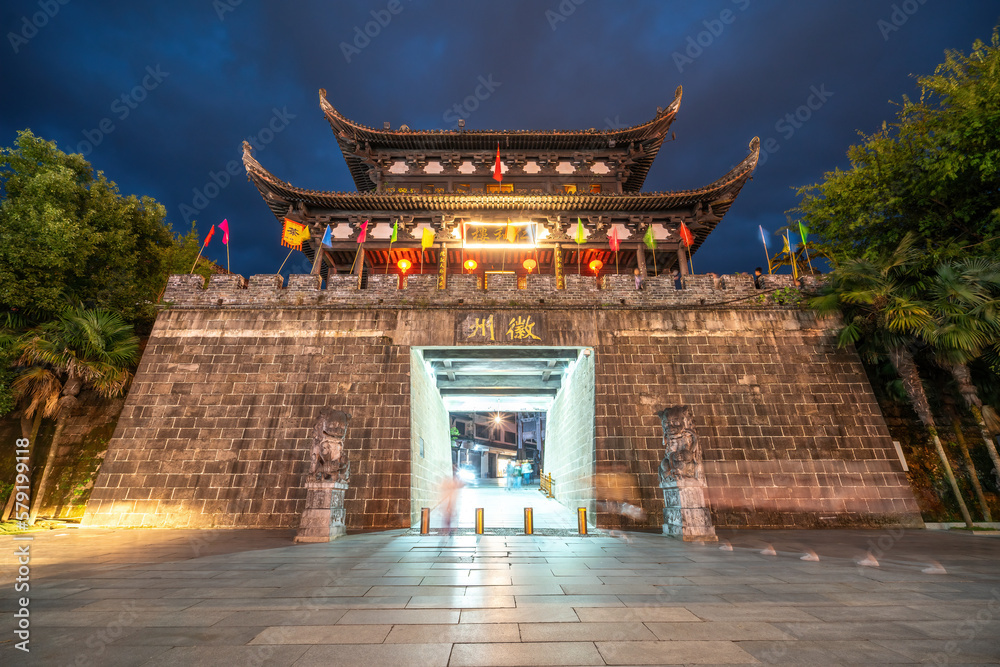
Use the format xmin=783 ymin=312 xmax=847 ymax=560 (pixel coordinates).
xmin=2 ymin=527 xmax=999 ymax=665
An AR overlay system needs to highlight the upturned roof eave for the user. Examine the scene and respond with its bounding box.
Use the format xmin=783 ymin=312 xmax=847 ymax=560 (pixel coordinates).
xmin=243 ymin=137 xmax=759 ymax=237
xmin=320 ymin=87 xmax=682 ymax=192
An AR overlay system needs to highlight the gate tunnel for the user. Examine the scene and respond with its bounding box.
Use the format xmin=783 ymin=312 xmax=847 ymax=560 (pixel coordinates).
xmin=410 ymin=346 xmax=596 ymax=530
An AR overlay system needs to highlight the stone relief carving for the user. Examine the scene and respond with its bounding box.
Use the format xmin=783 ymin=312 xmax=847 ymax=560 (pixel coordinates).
xmin=658 ymin=405 xmax=701 ymax=483
xmin=309 ymin=408 xmax=351 ymax=483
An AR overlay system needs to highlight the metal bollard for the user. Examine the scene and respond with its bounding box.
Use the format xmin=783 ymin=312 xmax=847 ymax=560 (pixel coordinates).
xmin=578 ymin=507 xmax=588 ymax=535
xmin=524 ymin=507 xmax=534 ymax=535
xmin=420 ymin=507 xmax=430 ymax=535
xmin=475 ymin=507 xmax=484 ymax=535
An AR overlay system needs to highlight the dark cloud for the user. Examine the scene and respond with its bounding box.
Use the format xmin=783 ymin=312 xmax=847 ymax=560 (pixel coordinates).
xmin=2 ymin=0 xmax=996 ymax=276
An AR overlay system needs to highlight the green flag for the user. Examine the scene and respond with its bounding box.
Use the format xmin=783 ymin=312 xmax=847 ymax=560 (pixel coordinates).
xmin=798 ymin=221 xmax=809 ymax=247
xmin=390 ymin=220 xmax=398 ymax=243
xmin=643 ymin=225 xmax=656 ymax=250
xmin=575 ymin=218 xmax=585 ymax=244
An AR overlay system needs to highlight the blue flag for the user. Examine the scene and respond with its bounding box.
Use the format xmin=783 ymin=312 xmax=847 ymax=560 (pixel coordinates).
xmin=321 ymin=224 xmax=332 ymax=247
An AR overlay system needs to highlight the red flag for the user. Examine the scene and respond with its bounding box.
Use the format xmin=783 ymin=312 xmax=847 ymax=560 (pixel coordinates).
xmin=492 ymin=142 xmax=502 ymax=182
xmin=357 ymin=219 xmax=369 ymax=244
xmin=679 ymin=221 xmax=694 ymax=247
xmin=609 ymin=226 xmax=620 ymax=252
xmin=218 ymin=219 xmax=229 ymax=245
xmin=203 ymin=226 xmax=215 ymax=247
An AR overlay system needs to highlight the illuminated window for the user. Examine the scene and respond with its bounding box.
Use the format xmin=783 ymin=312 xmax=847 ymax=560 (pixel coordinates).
xmin=487 ymin=183 xmax=513 ymax=193
xmin=455 ymin=183 xmax=470 ymax=193
xmin=421 ymin=183 xmax=435 ymax=193
xmin=590 ymin=184 xmax=602 ymax=193
xmin=562 ymin=184 xmax=577 ymax=194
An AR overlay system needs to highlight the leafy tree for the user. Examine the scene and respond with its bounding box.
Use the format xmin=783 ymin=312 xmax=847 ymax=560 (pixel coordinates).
xmin=0 ymin=130 xmax=177 ymax=325
xmin=794 ymin=29 xmax=1000 ymax=266
xmin=810 ymin=234 xmax=975 ymax=526
xmin=922 ymin=259 xmax=1000 ymax=484
xmin=10 ymin=304 xmax=139 ymax=524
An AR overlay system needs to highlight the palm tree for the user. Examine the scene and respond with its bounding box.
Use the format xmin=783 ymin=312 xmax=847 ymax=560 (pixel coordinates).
xmin=923 ymin=259 xmax=1000 ymax=497
xmin=810 ymin=233 xmax=975 ymax=526
xmin=13 ymin=305 xmax=138 ymax=524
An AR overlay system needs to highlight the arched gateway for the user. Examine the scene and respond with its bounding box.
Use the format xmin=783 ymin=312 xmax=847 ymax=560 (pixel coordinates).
xmin=82 ymin=88 xmax=922 ymax=532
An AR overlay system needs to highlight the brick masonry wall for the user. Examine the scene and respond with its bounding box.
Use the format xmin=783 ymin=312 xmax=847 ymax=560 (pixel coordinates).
xmin=83 ymin=308 xmax=411 ymax=530
xmin=83 ymin=273 xmax=921 ymax=530
xmin=593 ymin=309 xmax=923 ymax=529
xmin=408 ymin=348 xmax=452 ymax=526
xmin=544 ymin=351 xmax=596 ymax=520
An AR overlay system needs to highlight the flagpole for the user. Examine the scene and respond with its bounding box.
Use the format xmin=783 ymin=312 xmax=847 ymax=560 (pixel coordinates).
xmin=225 ymin=243 xmax=230 ymax=273
xmin=276 ymin=248 xmax=294 ymax=275
xmin=349 ymin=244 xmax=363 ymax=275
xmin=385 ymin=240 xmax=393 ymax=274
xmin=652 ymin=246 xmax=657 ymax=277
xmin=189 ymin=246 xmax=205 ymax=274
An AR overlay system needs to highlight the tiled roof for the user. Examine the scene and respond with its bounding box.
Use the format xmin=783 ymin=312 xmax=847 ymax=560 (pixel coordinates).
xmin=243 ymin=137 xmax=759 ymax=258
xmin=320 ymin=87 xmax=682 ymax=193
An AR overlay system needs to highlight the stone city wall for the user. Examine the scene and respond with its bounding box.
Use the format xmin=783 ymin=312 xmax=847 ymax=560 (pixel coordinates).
xmin=82 ymin=272 xmax=922 ymax=530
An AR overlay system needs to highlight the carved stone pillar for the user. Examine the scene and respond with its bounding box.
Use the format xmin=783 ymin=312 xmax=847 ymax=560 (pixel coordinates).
xmin=657 ymin=405 xmax=716 ymax=541
xmin=295 ymin=480 xmax=348 ymax=543
xmin=295 ymin=409 xmax=352 ymax=543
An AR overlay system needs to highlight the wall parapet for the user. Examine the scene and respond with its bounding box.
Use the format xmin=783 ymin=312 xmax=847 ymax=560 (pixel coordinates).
xmin=161 ymin=272 xmax=818 ymax=309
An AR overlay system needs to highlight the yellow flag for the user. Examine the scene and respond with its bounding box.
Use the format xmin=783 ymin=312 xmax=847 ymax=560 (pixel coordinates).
xmin=421 ymin=227 xmax=435 ymax=249
xmin=281 ymin=218 xmax=310 ymax=250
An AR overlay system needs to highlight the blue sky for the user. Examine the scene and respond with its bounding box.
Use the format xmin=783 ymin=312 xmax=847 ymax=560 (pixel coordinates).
xmin=2 ymin=0 xmax=997 ymax=276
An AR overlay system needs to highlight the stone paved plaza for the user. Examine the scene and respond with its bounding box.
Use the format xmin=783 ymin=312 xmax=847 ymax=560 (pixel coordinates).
xmin=3 ymin=523 xmax=1000 ymax=666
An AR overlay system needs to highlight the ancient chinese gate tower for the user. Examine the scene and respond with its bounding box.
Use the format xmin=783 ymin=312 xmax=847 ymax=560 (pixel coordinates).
xmin=83 ymin=88 xmax=922 ymax=531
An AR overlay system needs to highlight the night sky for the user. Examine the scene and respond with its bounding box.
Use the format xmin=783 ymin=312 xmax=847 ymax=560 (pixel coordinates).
xmin=2 ymin=1 xmax=996 ymax=278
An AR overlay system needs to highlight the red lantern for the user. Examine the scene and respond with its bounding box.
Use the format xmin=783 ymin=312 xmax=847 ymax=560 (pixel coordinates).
xmin=464 ymin=259 xmax=477 ymax=271
xmin=589 ymin=259 xmax=604 ymax=273
xmin=397 ymin=258 xmax=412 ymax=273
xmin=523 ymin=259 xmax=537 ymax=273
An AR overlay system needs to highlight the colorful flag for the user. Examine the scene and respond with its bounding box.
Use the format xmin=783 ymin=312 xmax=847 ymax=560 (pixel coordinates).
xmin=390 ymin=220 xmax=398 ymax=243
xmin=321 ymin=224 xmax=332 ymax=247
xmin=782 ymin=233 xmax=791 ymax=256
xmin=203 ymin=226 xmax=215 ymax=247
xmin=575 ymin=218 xmax=586 ymax=244
xmin=421 ymin=227 xmax=435 ymax=249
xmin=759 ymin=225 xmax=769 ymax=249
xmin=218 ymin=219 xmax=229 ymax=245
xmin=609 ymin=225 xmax=620 ymax=252
xmin=798 ymin=221 xmax=809 ymax=247
xmin=679 ymin=221 xmax=694 ymax=248
xmin=643 ymin=225 xmax=656 ymax=250
xmin=505 ymin=222 xmax=518 ymax=243
xmin=357 ymin=219 xmax=369 ymax=244
xmin=280 ymin=218 xmax=309 ymax=250
xmin=492 ymin=142 xmax=502 ymax=182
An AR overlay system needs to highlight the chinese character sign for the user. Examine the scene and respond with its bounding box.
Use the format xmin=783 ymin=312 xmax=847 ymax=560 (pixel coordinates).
xmin=462 ymin=222 xmax=536 ymax=248
xmin=458 ymin=312 xmax=545 ymax=344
